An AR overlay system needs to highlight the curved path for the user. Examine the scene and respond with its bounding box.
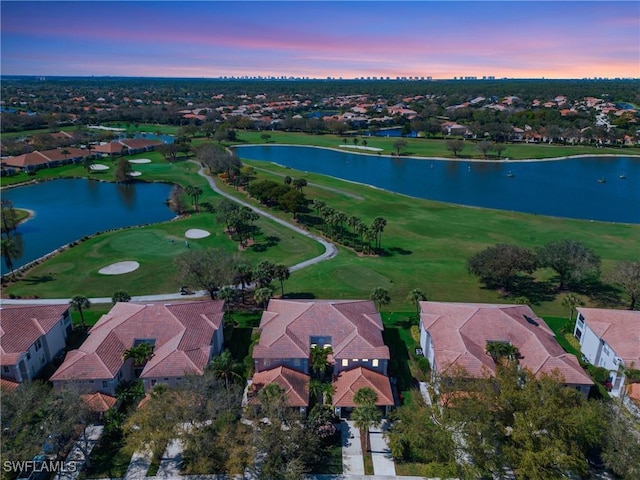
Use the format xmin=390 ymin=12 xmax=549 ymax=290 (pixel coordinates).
xmin=2 ymin=162 xmax=338 ymax=305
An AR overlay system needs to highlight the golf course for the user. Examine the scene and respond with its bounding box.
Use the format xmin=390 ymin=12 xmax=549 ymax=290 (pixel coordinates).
xmin=2 ymin=130 xmax=639 ymax=317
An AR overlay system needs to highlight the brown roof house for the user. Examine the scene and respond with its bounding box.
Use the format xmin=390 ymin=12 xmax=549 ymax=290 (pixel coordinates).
xmin=574 ymin=308 xmax=640 ymax=398
xmin=1 ymin=304 xmax=73 ymax=383
xmin=2 ymin=147 xmax=88 ymax=172
xmin=419 ymin=302 xmax=593 ymax=396
xmin=51 ymin=300 xmax=225 ymax=396
xmin=251 ymin=299 xmax=393 ymax=416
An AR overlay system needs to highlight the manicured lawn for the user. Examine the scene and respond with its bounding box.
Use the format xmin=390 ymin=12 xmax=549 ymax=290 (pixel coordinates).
xmin=218 ymin=160 xmax=638 ymax=315
xmin=231 ymin=130 xmax=640 ymax=161
xmin=4 ymin=210 xmax=322 ymax=299
xmin=543 ymin=315 xmax=581 ymax=356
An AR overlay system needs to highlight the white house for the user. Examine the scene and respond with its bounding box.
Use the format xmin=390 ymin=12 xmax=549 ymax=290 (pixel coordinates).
xmin=573 ymin=307 xmax=640 ymax=398
xmin=0 ymin=304 xmax=73 ymax=382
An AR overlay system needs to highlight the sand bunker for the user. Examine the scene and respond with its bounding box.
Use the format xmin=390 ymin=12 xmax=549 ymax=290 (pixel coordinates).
xmin=98 ymin=261 xmax=140 ymax=275
xmin=339 ymin=144 xmax=384 ymax=152
xmin=129 ymin=171 xmax=142 ymax=177
xmin=128 ymin=158 xmax=152 ymax=164
xmin=90 ymin=164 xmax=109 ymax=171
xmin=185 ymin=229 xmax=211 ymax=239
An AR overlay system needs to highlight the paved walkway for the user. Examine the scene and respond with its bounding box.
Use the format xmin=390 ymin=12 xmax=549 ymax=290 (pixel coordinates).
xmin=369 ymin=422 xmax=396 ymax=477
xmin=2 ymin=162 xmax=338 ymax=306
xmin=55 ymin=425 xmax=104 ymax=480
xmin=124 ymin=449 xmax=152 ymax=479
xmin=341 ymin=420 xmax=364 ymax=475
xmin=157 ymin=438 xmax=184 ymax=478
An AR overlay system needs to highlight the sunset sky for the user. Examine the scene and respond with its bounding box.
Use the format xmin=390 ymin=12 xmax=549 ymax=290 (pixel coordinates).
xmin=1 ymin=1 xmax=638 ymax=79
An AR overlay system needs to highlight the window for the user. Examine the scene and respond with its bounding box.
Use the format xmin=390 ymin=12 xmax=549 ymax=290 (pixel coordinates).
xmin=26 ymin=353 xmax=31 ymax=361
xmin=603 ymin=345 xmax=610 ymax=356
xmin=151 ymin=380 xmax=157 ymax=386
xmin=362 ymin=359 xmax=369 ymax=362
xmin=293 ymin=358 xmax=301 ymax=366
xmin=35 ymin=339 xmax=42 ymax=352
xmin=323 ymin=344 xmax=332 ymax=349
xmin=352 ymin=358 xmax=358 ymax=362
xmin=372 ymin=359 xmax=379 ymax=367
xmin=342 ymin=359 xmax=348 ymax=367
xmin=264 ymin=359 xmax=271 ymax=367
xmin=3 ymin=366 xmax=9 ymax=373
xmin=102 ymin=381 xmax=108 ymax=388
xmin=574 ymin=329 xmax=582 ymax=340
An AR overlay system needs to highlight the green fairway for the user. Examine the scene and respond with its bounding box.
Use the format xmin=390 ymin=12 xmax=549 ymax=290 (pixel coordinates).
xmin=231 ymin=130 xmax=640 ymax=160
xmin=4 ymin=211 xmax=323 ymax=299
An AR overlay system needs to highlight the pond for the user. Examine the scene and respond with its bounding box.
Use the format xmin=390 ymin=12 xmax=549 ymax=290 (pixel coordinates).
xmin=233 ymin=145 xmax=640 ymax=224
xmin=2 ymin=179 xmax=176 ymax=272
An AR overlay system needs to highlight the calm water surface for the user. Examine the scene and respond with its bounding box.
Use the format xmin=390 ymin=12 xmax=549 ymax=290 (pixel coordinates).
xmin=234 ymin=145 xmax=640 ymax=223
xmin=2 ymin=179 xmax=175 ymax=272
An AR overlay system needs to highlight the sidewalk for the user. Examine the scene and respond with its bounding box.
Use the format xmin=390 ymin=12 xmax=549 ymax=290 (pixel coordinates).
xmin=55 ymin=425 xmax=104 ymax=480
xmin=341 ymin=420 xmax=364 ymax=475
xmin=368 ymin=422 xmax=396 ymax=476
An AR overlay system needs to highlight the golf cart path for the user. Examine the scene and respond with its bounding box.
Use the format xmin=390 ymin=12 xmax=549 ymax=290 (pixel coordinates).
xmin=1 ymin=162 xmax=337 ymax=305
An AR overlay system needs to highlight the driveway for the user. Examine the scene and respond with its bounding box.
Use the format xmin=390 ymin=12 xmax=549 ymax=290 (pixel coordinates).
xmin=341 ymin=420 xmax=365 ymax=475
xmin=369 ymin=421 xmax=396 ymax=476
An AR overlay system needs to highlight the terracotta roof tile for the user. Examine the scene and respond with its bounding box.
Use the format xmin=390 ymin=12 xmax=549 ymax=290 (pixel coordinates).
xmin=577 ymin=308 xmax=640 ymax=366
xmin=420 ymin=302 xmax=592 ymax=386
xmin=1 ymin=304 xmax=70 ymax=364
xmin=51 ymin=301 xmax=223 ymax=383
xmin=333 ymin=367 xmax=394 ymax=407
xmin=82 ymin=392 xmax=117 ymax=412
xmin=254 ymin=300 xmax=389 ymax=363
xmin=252 ymin=366 xmax=310 ymax=407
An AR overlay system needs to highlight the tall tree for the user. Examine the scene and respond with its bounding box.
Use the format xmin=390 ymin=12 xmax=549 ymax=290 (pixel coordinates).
xmin=309 ymin=345 xmax=333 ymax=380
xmin=352 ymin=387 xmax=381 ymax=453
xmin=561 ymin=293 xmax=584 ymax=322
xmin=537 ymin=239 xmax=601 ymax=290
xmin=209 ymin=350 xmax=243 ymax=392
xmin=393 ymin=139 xmax=408 ymax=155
xmin=1 ymin=199 xmax=19 ymax=235
xmin=216 ymin=286 xmax=236 ymax=319
xmin=254 ymin=286 xmax=273 ymax=309
xmin=69 ymin=294 xmax=91 ymax=328
xmin=233 ymin=263 xmax=253 ymax=304
xmin=274 ymin=264 xmax=290 ymax=297
xmin=115 ymin=157 xmax=133 ymax=183
xmin=370 ymin=287 xmax=391 ymax=312
xmin=445 ymin=138 xmax=465 ymax=157
xmin=174 ymin=249 xmax=240 ymax=299
xmin=254 ymin=260 xmax=276 ymax=288
xmin=611 ymin=260 xmax=640 ymax=310
xmin=112 ymin=290 xmax=131 ymax=304
xmin=185 ymin=185 xmax=204 ymax=212
xmin=1 ymin=234 xmax=23 ymax=279
xmin=467 ymin=243 xmax=538 ymax=292
xmin=371 ymin=216 xmax=387 ymax=252
xmin=407 ymin=288 xmax=427 ymax=319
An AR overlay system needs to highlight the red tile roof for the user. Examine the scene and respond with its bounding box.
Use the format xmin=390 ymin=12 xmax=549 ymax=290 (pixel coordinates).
xmin=420 ymin=302 xmax=592 ymax=386
xmin=51 ymin=301 xmax=223 ymax=382
xmin=0 ymin=378 xmax=20 ymax=391
xmin=578 ymin=308 xmax=640 ymax=367
xmin=333 ymin=366 xmax=394 ymax=407
xmin=119 ymin=138 xmax=162 ymax=149
xmin=253 ymin=300 xmax=389 ymax=364
xmin=82 ymin=392 xmax=117 ymax=412
xmin=251 ymin=366 xmax=310 ymax=407
xmin=1 ymin=304 xmax=70 ymax=365
xmin=93 ymin=142 xmax=127 ymax=154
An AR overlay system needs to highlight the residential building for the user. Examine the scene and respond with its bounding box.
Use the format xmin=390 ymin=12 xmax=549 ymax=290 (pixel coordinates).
xmin=419 ymin=302 xmax=593 ymax=396
xmin=252 ymin=299 xmax=393 ymax=416
xmin=1 ymin=304 xmax=73 ymax=382
xmin=1 ymin=147 xmax=88 ymax=172
xmin=51 ymin=300 xmax=224 ymax=395
xmin=574 ymin=307 xmax=640 ymax=398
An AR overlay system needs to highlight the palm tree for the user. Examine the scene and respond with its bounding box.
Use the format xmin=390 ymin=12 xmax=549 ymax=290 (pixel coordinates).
xmin=69 ymin=295 xmax=91 ymax=328
xmin=1 ymin=235 xmax=23 ymax=280
xmin=184 ymin=185 xmax=203 ymax=212
xmin=274 ymin=264 xmax=290 ymax=297
xmin=254 ymin=286 xmax=273 ymax=309
xmin=371 ymin=216 xmax=387 ymax=252
xmin=83 ymin=155 xmax=94 ymax=173
xmin=407 ymin=288 xmax=427 ymax=319
xmin=234 ymin=264 xmax=253 ymax=304
xmin=561 ymin=293 xmax=583 ymax=323
xmin=309 ymin=379 xmax=324 ymax=405
xmin=370 ymin=287 xmax=390 ymax=312
xmin=311 ymin=199 xmax=326 ymax=218
xmin=123 ymin=343 xmax=155 ymax=376
xmin=209 ymin=349 xmax=243 ymax=391
xmin=216 ymin=286 xmax=236 ymax=319
xmin=352 ymin=387 xmax=381 ymax=452
xmin=348 ymin=216 xmax=360 ymax=244
xmin=310 ymin=345 xmax=333 ymax=380
xmin=112 ymin=291 xmax=131 ymax=304
xmin=486 ymin=341 xmax=519 ymax=366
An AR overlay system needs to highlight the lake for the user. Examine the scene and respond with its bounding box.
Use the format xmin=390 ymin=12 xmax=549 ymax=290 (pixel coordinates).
xmin=234 ymin=145 xmax=640 ymax=224
xmin=2 ymin=179 xmax=176 ymax=272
